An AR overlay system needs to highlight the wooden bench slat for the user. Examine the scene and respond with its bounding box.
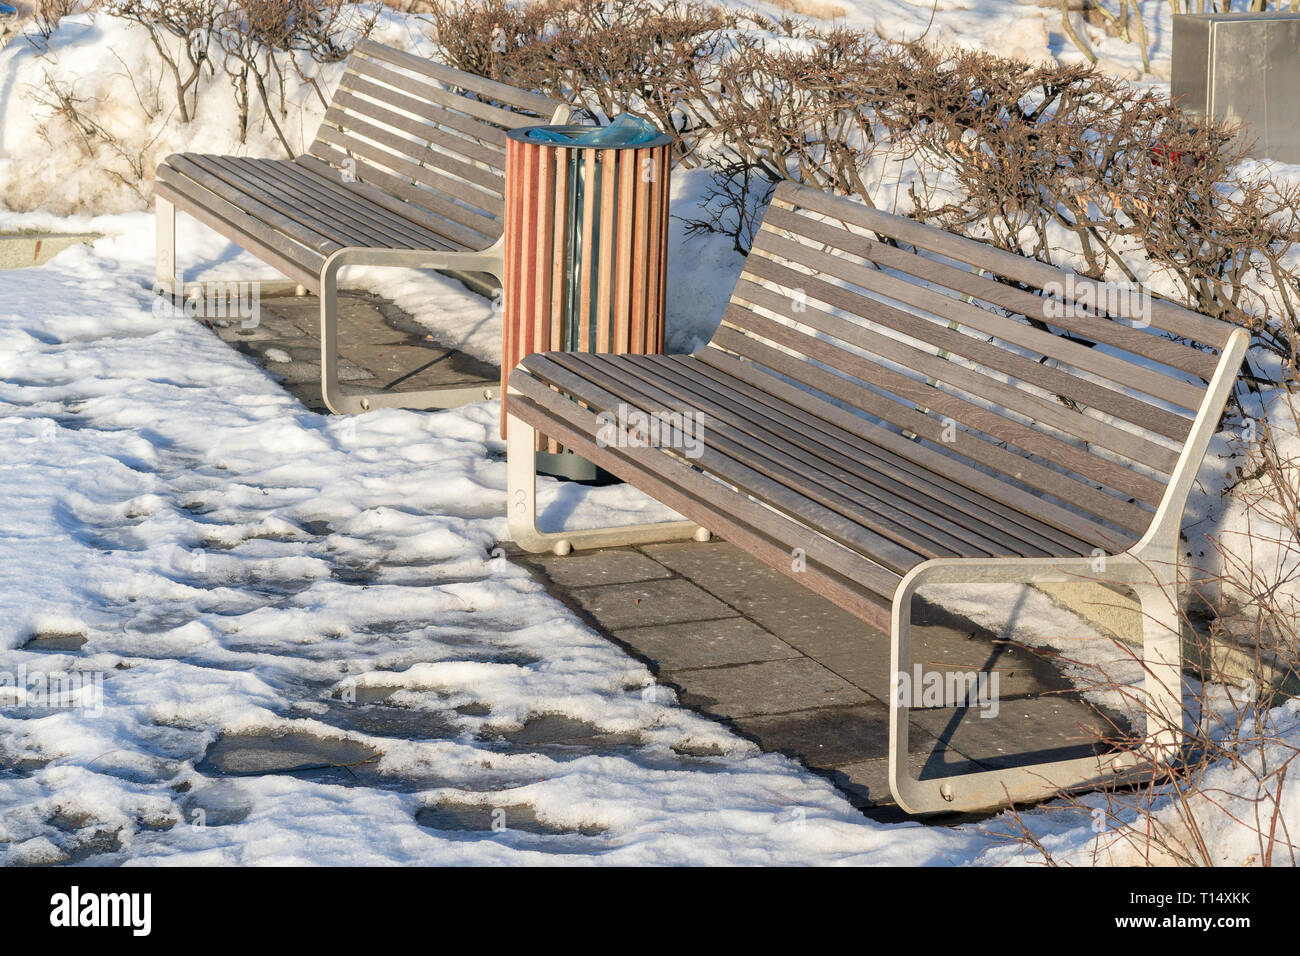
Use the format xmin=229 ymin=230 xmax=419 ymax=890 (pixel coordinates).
xmin=710 ymin=325 xmax=1157 ymax=535
xmin=732 ymin=260 xmax=1193 ymax=442
xmin=586 ymin=352 xmax=1048 ymax=557
xmin=320 ymin=104 xmax=505 ymax=208
xmin=748 ymin=229 xmax=1211 ymax=412
xmin=330 ymin=89 xmax=507 ymax=193
xmin=198 ymin=155 xmax=404 ymax=250
xmin=332 ymin=73 xmax=510 ymax=155
xmin=176 ymin=154 xmax=348 ymax=254
xmin=308 ymin=133 xmax=501 ymax=247
xmin=510 ymin=368 xmax=904 ymax=622
xmin=719 ymin=304 xmax=1170 ymax=509
xmin=523 ymin=354 xmax=930 ymax=572
xmin=345 ymin=57 xmax=529 ymax=136
xmin=558 ymin=351 xmax=1009 ymax=559
xmin=353 ymin=39 xmax=563 ymax=118
xmin=695 ymin=347 xmax=1132 ymax=552
xmin=293 ymin=153 xmax=481 ymax=248
xmin=652 ymin=353 xmax=1089 ymax=557
xmin=247 ymin=159 xmax=453 ymax=250
xmin=153 ymin=174 xmax=323 ymax=289
xmin=761 ymin=205 xmax=1222 ymax=381
xmin=158 ymin=160 xmax=334 ymax=263
xmin=774 ymin=180 xmax=1234 ymax=349
xmin=312 ymin=125 xmax=500 ymax=227
xmin=731 ymin=276 xmax=1181 ymax=475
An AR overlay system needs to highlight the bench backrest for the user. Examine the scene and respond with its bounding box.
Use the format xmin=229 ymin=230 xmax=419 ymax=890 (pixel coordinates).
xmin=306 ymin=40 xmax=569 ymax=250
xmin=704 ymin=180 xmax=1241 ymax=551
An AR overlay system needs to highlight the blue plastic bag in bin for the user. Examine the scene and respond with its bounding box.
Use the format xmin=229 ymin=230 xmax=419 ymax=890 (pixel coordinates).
xmin=527 ymin=115 xmax=661 ymax=146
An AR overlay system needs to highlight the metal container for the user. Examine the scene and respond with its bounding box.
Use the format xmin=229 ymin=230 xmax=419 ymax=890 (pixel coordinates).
xmin=1171 ymin=11 xmax=1300 ymax=164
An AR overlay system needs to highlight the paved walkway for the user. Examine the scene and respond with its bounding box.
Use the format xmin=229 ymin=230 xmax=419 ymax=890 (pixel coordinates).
xmin=510 ymin=540 xmax=1115 ymax=819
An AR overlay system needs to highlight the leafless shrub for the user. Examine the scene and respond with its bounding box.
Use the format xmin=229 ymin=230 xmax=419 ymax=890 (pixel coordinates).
xmin=30 ymin=0 xmax=79 ymax=43
xmin=216 ymin=0 xmax=376 ymax=155
xmin=427 ymin=0 xmax=740 ymax=164
xmin=897 ymin=46 xmax=1300 ymax=371
xmin=33 ymin=69 xmax=168 ymax=202
xmin=108 ymin=0 xmax=219 ymax=123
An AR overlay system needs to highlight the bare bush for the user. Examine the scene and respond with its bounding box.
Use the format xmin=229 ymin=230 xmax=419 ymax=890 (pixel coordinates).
xmin=109 ymin=0 xmax=219 ymax=123
xmin=427 ymin=0 xmax=740 ymax=164
xmin=216 ymin=0 xmax=376 ymax=154
xmin=896 ymin=46 xmax=1300 ymax=370
xmin=31 ymin=0 xmax=79 ymax=43
xmin=33 ymin=68 xmax=168 ymax=204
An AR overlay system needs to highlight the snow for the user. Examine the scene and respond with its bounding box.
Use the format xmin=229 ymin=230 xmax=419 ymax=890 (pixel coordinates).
xmin=0 ymin=1 xmax=1296 ymax=866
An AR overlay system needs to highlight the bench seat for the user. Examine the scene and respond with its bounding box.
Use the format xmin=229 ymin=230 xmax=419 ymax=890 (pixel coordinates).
xmin=156 ymin=155 xmax=488 ymax=291
xmin=511 ymin=349 xmax=1120 ymax=621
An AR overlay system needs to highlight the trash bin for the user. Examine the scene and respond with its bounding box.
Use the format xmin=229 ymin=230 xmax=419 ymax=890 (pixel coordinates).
xmin=501 ymin=117 xmax=674 ymax=474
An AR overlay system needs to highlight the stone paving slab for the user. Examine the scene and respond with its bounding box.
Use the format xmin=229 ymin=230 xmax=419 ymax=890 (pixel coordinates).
xmin=672 ymin=657 xmax=870 ymax=719
xmin=529 ymin=550 xmax=673 ymax=589
xmin=908 ymin=696 xmax=1113 ymax=768
xmin=730 ymin=702 xmax=935 ymax=766
xmin=612 ymin=618 xmax=798 ymax=671
xmin=816 ymin=622 xmax=1074 ymax=703
xmin=568 ymin=578 xmax=736 ymax=630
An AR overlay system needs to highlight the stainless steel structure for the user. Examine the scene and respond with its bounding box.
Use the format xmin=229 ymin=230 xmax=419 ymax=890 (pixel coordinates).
xmin=1172 ymin=12 xmax=1300 ymax=164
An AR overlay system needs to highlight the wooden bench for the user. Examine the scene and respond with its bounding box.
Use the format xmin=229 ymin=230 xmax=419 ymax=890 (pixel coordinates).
xmin=154 ymin=40 xmax=569 ymax=414
xmin=504 ymin=180 xmax=1248 ymax=814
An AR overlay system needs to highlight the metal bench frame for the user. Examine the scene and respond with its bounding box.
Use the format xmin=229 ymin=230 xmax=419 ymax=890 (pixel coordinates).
xmin=155 ymin=40 xmax=569 ymax=414
xmin=504 ymin=180 xmax=1249 ymax=814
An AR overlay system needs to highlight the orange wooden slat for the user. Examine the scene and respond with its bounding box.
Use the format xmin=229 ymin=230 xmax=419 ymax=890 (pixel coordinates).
xmin=596 ymin=150 xmax=617 ymax=355
xmin=631 ymin=146 xmax=652 ymax=355
xmin=614 ymin=150 xmax=637 ymax=353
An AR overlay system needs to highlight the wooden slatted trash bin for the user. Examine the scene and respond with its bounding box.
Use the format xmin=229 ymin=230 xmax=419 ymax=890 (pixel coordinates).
xmin=502 ymin=118 xmax=673 ymax=476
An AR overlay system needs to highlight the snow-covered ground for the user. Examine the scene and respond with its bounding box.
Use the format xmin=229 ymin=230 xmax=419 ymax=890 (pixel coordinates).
xmin=1 ymin=1 xmax=1297 ymax=865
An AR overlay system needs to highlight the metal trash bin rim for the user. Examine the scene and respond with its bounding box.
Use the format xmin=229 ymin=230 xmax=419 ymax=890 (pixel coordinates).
xmin=508 ymin=123 xmax=675 ymax=151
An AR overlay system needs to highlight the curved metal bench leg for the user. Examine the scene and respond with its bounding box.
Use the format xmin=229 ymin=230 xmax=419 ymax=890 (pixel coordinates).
xmin=319 ymin=246 xmax=507 ymax=416
xmin=888 ymin=556 xmax=1180 ymax=814
xmin=505 ymin=397 xmax=709 ymax=555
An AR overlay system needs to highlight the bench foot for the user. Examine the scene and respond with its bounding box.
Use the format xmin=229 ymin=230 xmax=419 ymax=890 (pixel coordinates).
xmin=506 ymin=402 xmax=709 ymax=555
xmin=888 ymin=555 xmax=1183 ymax=814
